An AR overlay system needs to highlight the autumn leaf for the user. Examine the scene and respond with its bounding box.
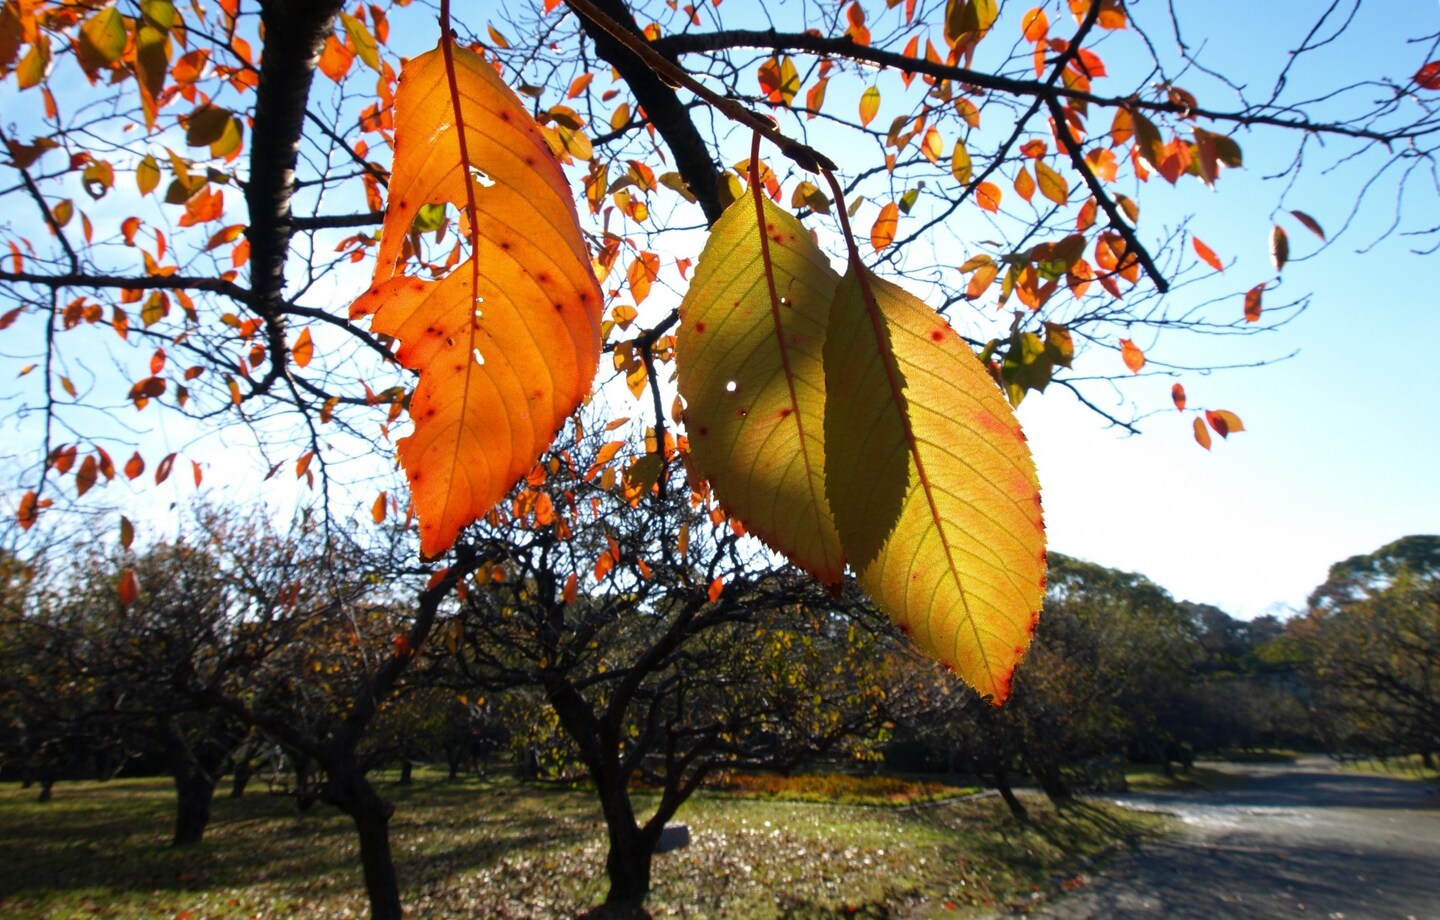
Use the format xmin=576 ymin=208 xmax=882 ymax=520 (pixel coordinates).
xmin=870 ymin=201 xmax=898 ymax=251
xmin=17 ymin=490 xmax=39 ymax=530
xmin=975 ymin=181 xmax=1001 ymax=213
xmin=1244 ymin=283 xmax=1264 ymax=323
xmin=1171 ymin=383 xmax=1186 ymax=411
xmin=348 ymin=41 xmax=602 ymax=558
xmin=1289 ymin=210 xmax=1326 ymax=241
xmin=1205 ymin=409 xmax=1244 ymax=438
xmin=824 ymin=266 xmax=1044 ymax=704
xmin=117 ymin=568 xmax=139 ymax=606
xmin=1119 ymin=338 xmax=1145 ymax=374
xmin=291 ymin=327 xmax=314 ymax=367
xmin=676 ymin=196 xmax=843 ymax=585
xmin=859 ymin=85 xmax=880 ymax=127
xmin=1192 ymin=236 xmax=1224 ymax=272
xmin=951 ymin=139 xmax=973 ymax=184
xmin=1414 ymin=61 xmax=1440 ymax=91
xmin=1193 ymin=416 xmax=1212 ymax=450
xmin=1034 ymin=160 xmax=1068 ymax=205
xmin=1270 ymin=224 xmax=1289 ymax=271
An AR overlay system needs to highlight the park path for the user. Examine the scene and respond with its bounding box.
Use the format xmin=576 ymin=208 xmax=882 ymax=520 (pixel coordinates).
xmin=1011 ymin=758 xmax=1440 ymax=919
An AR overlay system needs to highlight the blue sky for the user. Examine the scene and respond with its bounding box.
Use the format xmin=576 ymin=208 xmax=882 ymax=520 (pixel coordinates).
xmin=3 ymin=0 xmax=1436 ymax=618
xmin=1017 ymin=0 xmax=1440 ymax=615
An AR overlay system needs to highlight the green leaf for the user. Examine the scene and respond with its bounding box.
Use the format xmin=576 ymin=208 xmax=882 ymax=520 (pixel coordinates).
xmin=185 ymin=106 xmax=231 ymax=148
xmin=676 ymin=195 xmax=844 ymax=586
xmin=77 ymin=8 xmax=127 ymax=73
xmin=824 ymin=266 xmax=1045 ymax=704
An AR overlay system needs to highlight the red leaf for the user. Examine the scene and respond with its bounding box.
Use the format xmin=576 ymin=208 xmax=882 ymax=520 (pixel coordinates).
xmin=118 ymin=569 xmax=139 ymax=606
xmin=1289 ymin=210 xmax=1326 ymax=241
xmin=1243 ymin=284 xmax=1264 ymax=323
xmin=1171 ymin=383 xmax=1186 ymax=411
xmin=1414 ymin=61 xmax=1440 ymax=90
xmin=124 ymin=451 xmax=145 ymax=480
xmin=155 ymin=452 xmax=177 ymax=484
xmin=563 ymin=572 xmax=578 ymax=605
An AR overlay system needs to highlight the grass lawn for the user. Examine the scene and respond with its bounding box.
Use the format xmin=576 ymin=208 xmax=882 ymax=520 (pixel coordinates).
xmin=0 ymin=770 xmax=1165 ymax=918
xmin=1338 ymin=754 xmax=1440 ymax=785
xmin=1123 ymin=764 xmax=1244 ymax=792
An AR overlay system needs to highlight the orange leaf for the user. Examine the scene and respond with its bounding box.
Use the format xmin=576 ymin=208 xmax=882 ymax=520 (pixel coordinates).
xmin=707 ymin=576 xmax=724 ymax=603
xmin=1021 ymin=7 xmax=1048 ymax=41
xmin=870 ymin=201 xmax=898 ymax=251
xmin=1171 ymin=383 xmax=1186 ymax=411
xmin=76 ymin=455 xmax=99 ymax=497
xmin=17 ymin=490 xmax=39 ymax=530
xmin=124 ymin=451 xmax=145 ymax=480
xmin=1013 ymin=165 xmax=1036 ymax=203
xmin=1119 ymin=338 xmax=1145 ymax=373
xmin=563 ymin=572 xmax=578 ymax=605
xmin=346 ymin=41 xmax=602 ymax=559
xmin=372 ymin=491 xmax=387 ymax=523
xmin=975 ymin=182 xmax=1001 ymax=213
xmin=1193 ymin=416 xmax=1211 ymax=450
xmin=1205 ymin=409 xmax=1244 ymax=438
xmin=1243 ymin=283 xmax=1264 ymax=323
xmin=292 ymin=327 xmax=314 ymax=367
xmin=118 ymin=569 xmax=139 ymax=607
xmin=1192 ymin=236 xmax=1223 ymax=272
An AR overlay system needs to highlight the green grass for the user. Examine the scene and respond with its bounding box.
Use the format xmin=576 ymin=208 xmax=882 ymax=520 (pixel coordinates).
xmin=1210 ymin=749 xmax=1303 ymax=764
xmin=1339 ymin=754 xmax=1440 ymax=785
xmin=707 ymin=771 xmax=981 ymax=807
xmin=1123 ymin=763 xmax=1244 ymax=792
xmin=0 ymin=771 xmax=1165 ymax=918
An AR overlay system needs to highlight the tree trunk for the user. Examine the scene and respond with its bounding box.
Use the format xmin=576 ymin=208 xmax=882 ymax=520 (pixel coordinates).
xmin=398 ymin=759 xmax=413 ymax=785
xmin=592 ymin=761 xmax=656 ymax=908
xmin=37 ymin=775 xmax=54 ymax=803
xmin=172 ymin=771 xmax=217 ymax=846
xmin=230 ymin=755 xmax=253 ymax=799
xmin=325 ymin=769 xmax=403 ymax=920
xmin=992 ymin=762 xmax=1028 ymax=821
xmin=1028 ymin=755 xmax=1073 ymax=806
xmin=602 ymin=820 xmax=653 ymax=908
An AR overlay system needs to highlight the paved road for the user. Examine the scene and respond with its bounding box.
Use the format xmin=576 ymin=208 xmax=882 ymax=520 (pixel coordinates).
xmin=1017 ymin=758 xmax=1440 ymax=919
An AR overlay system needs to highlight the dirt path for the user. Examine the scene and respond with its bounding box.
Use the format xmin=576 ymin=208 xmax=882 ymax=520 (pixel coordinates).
xmin=1012 ymin=758 xmax=1440 ymax=919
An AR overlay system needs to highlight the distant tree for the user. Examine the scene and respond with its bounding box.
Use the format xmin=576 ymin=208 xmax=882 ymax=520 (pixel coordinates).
xmin=1308 ymin=536 xmax=1440 ymax=611
xmin=1296 ymin=545 xmax=1439 ymax=765
xmin=441 ymin=426 xmax=899 ymax=908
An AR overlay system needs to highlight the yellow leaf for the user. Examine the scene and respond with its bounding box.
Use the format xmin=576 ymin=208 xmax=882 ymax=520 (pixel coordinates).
xmin=675 ymin=196 xmax=844 ymax=586
xmin=348 ymin=42 xmax=602 ymax=558
xmin=340 ymin=12 xmax=380 ymax=71
xmin=824 ymin=267 xmax=1044 ymax=704
xmin=859 ymin=85 xmax=880 ymax=127
xmin=1034 ymin=159 xmax=1069 ymax=205
xmin=870 ymin=201 xmax=898 ymax=251
xmin=951 ymin=138 xmax=972 ymax=184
